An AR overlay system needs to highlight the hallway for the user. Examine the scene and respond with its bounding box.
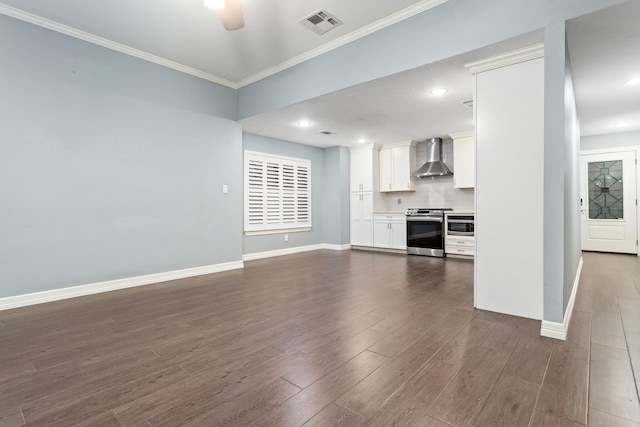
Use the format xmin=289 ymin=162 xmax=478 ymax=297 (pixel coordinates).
xmin=573 ymin=251 xmax=640 ymax=425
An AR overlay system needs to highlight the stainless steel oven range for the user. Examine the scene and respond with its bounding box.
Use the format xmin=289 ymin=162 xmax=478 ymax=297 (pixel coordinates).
xmin=406 ymin=208 xmax=452 ymax=257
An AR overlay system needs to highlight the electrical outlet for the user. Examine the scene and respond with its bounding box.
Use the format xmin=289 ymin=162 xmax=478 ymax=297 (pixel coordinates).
xmin=222 ymin=184 xmax=228 ymax=194
xmin=397 ymin=198 xmax=402 ymax=205
xmin=284 ymin=234 xmax=289 ymax=242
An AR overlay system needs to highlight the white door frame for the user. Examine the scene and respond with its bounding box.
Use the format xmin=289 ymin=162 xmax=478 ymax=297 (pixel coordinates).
xmin=581 ymin=146 xmax=640 ymax=256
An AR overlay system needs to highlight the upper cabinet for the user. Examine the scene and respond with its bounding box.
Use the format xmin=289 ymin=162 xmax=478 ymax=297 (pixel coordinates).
xmin=379 ymin=142 xmax=416 ymax=192
xmin=350 ymin=144 xmax=379 ymax=192
xmin=450 ymin=131 xmax=475 ymax=189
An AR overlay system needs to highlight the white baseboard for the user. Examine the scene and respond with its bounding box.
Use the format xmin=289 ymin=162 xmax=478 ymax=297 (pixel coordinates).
xmin=0 ymin=261 xmax=244 ymax=312
xmin=242 ymin=243 xmax=352 ymax=261
xmin=322 ymin=243 xmax=352 ymax=251
xmin=540 ymin=256 xmax=583 ymax=340
xmin=2 ymin=244 xmax=351 ymax=311
xmin=243 ymin=244 xmax=323 ymax=261
xmin=540 ymin=320 xmax=566 ymax=340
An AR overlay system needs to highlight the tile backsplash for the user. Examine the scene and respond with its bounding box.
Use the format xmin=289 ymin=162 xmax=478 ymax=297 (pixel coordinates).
xmin=381 ymin=139 xmax=474 ymax=211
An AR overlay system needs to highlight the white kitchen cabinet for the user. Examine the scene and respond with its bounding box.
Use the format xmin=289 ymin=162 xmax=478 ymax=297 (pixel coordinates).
xmin=350 ymin=145 xmax=379 ymax=192
xmin=445 ymin=235 xmax=475 ymax=257
xmin=444 ymin=212 xmax=475 ymax=259
xmin=450 ymin=131 xmax=475 ymax=189
xmin=351 ymin=192 xmax=374 ymax=246
xmin=379 ymin=142 xmax=416 ymax=192
xmin=390 ymin=220 xmax=407 ymax=249
xmin=350 ymin=144 xmax=380 ymax=247
xmin=373 ymin=213 xmax=406 ymax=249
xmin=379 ymin=149 xmax=392 ymax=192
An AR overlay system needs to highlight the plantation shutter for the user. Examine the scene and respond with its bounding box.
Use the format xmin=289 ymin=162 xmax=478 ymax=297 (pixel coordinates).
xmin=244 ymin=151 xmax=312 ymax=233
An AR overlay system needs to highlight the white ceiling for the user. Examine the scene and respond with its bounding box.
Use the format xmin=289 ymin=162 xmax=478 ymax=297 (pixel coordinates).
xmin=566 ymin=0 xmax=640 ymax=137
xmin=242 ymin=1 xmax=640 ymax=148
xmin=2 ymin=0 xmax=639 ymax=146
xmin=0 ymin=0 xmax=445 ymax=86
xmin=240 ymin=31 xmax=544 ymax=148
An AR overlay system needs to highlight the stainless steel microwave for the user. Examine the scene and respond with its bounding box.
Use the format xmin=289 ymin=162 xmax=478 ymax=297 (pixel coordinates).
xmin=446 ymin=214 xmax=474 ymax=236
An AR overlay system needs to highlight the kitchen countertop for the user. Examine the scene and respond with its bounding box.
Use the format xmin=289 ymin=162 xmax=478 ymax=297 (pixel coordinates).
xmin=373 ymin=211 xmax=406 ymax=215
xmin=445 ymin=211 xmax=474 ymax=215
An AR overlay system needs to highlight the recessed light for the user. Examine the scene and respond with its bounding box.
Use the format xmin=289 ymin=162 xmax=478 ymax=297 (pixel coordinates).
xmin=297 ymin=120 xmax=312 ymax=127
xmin=357 ymin=138 xmax=366 ymax=144
xmin=429 ymin=87 xmax=449 ymax=96
xmin=204 ymin=0 xmax=224 ymax=9
xmin=626 ymin=78 xmax=640 ymax=86
xmin=612 ymin=122 xmax=628 ymax=128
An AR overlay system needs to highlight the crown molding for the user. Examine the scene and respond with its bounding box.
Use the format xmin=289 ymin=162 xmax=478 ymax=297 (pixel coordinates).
xmin=464 ymin=43 xmax=545 ymax=75
xmin=235 ymin=0 xmax=450 ymax=88
xmin=449 ymin=130 xmax=475 ymax=140
xmin=0 ymin=3 xmax=239 ymax=89
xmin=1 ymin=0 xmax=449 ymax=90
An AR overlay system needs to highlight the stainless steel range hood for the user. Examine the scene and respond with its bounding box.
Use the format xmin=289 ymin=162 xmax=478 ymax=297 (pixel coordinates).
xmin=412 ymin=138 xmax=452 ymax=178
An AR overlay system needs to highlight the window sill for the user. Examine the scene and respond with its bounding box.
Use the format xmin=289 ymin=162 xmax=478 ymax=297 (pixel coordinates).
xmin=245 ymin=227 xmax=312 ymax=236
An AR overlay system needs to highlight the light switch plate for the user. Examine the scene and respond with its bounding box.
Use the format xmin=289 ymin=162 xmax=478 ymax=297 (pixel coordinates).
xmin=222 ymin=184 xmax=228 ymax=194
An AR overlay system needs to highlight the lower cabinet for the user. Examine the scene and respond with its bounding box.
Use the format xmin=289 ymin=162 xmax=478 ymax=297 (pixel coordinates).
xmin=445 ymin=235 xmax=475 ymax=258
xmin=351 ymin=192 xmax=373 ymax=246
xmin=373 ymin=214 xmax=406 ymax=250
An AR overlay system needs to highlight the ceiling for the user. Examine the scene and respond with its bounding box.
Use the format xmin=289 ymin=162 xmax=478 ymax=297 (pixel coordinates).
xmin=566 ymin=0 xmax=640 ymax=137
xmin=0 ymin=0 xmax=445 ymax=86
xmin=1 ymin=0 xmax=639 ymax=146
xmin=240 ymin=31 xmax=544 ymax=148
xmin=242 ymin=0 xmax=640 ymax=147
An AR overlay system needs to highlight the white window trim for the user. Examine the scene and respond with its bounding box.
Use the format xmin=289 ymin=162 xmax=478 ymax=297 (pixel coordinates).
xmin=244 ymin=150 xmax=312 ymax=234
xmin=244 ymin=227 xmax=312 ymax=236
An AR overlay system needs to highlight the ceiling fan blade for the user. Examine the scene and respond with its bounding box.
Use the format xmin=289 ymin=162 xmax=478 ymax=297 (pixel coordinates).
xmin=217 ymin=0 xmax=244 ymax=31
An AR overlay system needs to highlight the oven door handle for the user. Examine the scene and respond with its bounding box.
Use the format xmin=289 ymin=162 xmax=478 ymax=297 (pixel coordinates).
xmin=448 ymin=219 xmax=474 ymax=224
xmin=406 ymin=216 xmax=443 ymax=223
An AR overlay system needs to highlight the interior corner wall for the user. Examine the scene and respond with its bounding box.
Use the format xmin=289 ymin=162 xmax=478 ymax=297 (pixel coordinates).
xmin=563 ymin=37 xmax=582 ymax=314
xmin=0 ymin=15 xmax=243 ymax=299
xmin=242 ymin=134 xmax=325 ymax=255
xmin=543 ymin=22 xmax=568 ymax=323
xmin=322 ymin=146 xmax=351 ymax=246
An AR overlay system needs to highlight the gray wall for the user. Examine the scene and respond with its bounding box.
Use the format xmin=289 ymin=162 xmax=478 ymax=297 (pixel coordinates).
xmin=242 ymin=133 xmax=325 ymax=254
xmin=543 ymin=22 xmax=567 ymax=323
xmin=322 ymin=146 xmax=351 ymax=246
xmin=542 ymin=22 xmax=582 ymax=322
xmin=563 ymin=38 xmax=583 ymax=315
xmin=238 ymin=0 xmax=625 ymax=120
xmin=2 ymin=0 xmax=629 ymax=311
xmin=582 ymin=131 xmax=640 ymax=150
xmin=0 ymin=15 xmax=242 ymax=298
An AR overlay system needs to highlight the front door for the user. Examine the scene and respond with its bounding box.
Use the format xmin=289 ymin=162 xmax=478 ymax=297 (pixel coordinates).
xmin=580 ymin=151 xmax=637 ymax=254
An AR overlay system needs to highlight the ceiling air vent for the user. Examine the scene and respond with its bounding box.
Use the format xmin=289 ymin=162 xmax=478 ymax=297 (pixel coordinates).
xmin=320 ymin=131 xmax=334 ymax=135
xmin=461 ymin=99 xmax=474 ymax=108
xmin=300 ymin=9 xmax=343 ymax=35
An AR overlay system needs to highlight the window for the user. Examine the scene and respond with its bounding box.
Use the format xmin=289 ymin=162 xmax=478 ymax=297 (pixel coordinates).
xmin=244 ymin=150 xmax=311 ymax=234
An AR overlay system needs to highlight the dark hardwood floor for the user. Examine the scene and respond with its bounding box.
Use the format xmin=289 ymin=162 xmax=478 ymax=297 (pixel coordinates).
xmin=1 ymin=250 xmax=639 ymax=426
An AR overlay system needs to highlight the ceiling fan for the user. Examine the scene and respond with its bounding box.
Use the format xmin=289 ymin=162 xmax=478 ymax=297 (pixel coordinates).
xmin=205 ymin=0 xmax=244 ymax=31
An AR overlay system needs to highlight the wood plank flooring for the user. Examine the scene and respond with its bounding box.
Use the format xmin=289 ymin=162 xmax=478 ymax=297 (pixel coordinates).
xmin=1 ymin=250 xmax=639 ymax=426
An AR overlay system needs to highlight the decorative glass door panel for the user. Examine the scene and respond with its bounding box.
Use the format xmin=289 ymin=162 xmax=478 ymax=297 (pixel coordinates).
xmin=587 ymin=160 xmax=623 ymax=219
xmin=581 ymin=151 xmax=637 ymax=254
